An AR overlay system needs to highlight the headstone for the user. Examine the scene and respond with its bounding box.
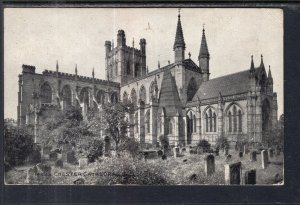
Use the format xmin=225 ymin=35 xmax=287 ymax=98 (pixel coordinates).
xmin=55 ymin=159 xmax=63 ymax=168
xmin=162 ymin=154 xmax=167 ymax=160
xmin=42 ymin=146 xmax=51 ymax=156
xmin=244 ymin=169 xmax=256 ymax=185
xmin=204 ymin=154 xmax=215 ymax=176
xmin=79 ymin=157 xmax=88 ymax=169
xmin=67 ymin=150 xmax=77 ymax=164
xmin=49 ymin=152 xmax=58 ymax=161
xmin=224 ymin=162 xmax=242 ymax=185
xmin=261 ymin=150 xmax=269 ymax=169
xmin=239 ymin=151 xmax=243 ymax=158
xmin=226 ymin=154 xmax=232 ymax=162
xmin=157 ymin=150 xmax=163 ymax=156
xmin=250 ymin=151 xmax=257 ymax=162
xmin=173 ymin=147 xmax=180 ymax=158
xmin=268 ymin=148 xmax=274 ymax=158
xmin=73 ymin=178 xmax=85 ymax=185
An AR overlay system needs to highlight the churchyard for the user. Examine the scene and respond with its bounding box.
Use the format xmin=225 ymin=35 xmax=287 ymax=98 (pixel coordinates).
xmin=5 ymin=144 xmax=283 ymax=185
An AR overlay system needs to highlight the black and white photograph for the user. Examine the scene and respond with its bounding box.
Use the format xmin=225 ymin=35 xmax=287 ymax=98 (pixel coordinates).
xmin=4 ymin=8 xmax=284 ymax=185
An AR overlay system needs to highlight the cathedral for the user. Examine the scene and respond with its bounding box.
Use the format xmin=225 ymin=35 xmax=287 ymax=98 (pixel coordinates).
xmin=17 ymin=12 xmax=278 ymax=146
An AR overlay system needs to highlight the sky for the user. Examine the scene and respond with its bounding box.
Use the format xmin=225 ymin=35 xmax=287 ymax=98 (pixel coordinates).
xmin=4 ymin=8 xmax=283 ymax=119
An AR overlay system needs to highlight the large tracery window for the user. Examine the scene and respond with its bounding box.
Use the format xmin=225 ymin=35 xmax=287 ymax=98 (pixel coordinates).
xmin=227 ymin=104 xmax=243 ymax=133
xmin=205 ymin=108 xmax=217 ymax=133
xmin=145 ymin=110 xmax=150 ymax=133
xmin=40 ymin=82 xmax=52 ymax=104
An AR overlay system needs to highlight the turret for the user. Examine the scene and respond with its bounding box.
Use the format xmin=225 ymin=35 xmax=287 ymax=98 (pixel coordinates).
xmin=140 ymin=38 xmax=147 ymax=75
xmin=198 ymin=25 xmax=210 ymax=81
xmin=117 ymin=30 xmax=126 ymax=47
xmin=105 ymin=41 xmax=111 ymax=57
xmin=173 ymin=11 xmax=186 ymax=64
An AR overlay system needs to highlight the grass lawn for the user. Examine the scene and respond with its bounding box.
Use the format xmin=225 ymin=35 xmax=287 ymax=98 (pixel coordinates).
xmin=5 ymin=149 xmax=284 ymax=185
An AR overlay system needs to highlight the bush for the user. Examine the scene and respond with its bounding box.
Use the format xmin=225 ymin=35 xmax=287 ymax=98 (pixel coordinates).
xmin=4 ymin=124 xmax=34 ymax=170
xmin=118 ymin=138 xmax=140 ymax=158
xmin=88 ymin=139 xmax=104 ymax=159
xmin=216 ymin=136 xmax=229 ymax=151
xmin=197 ymin=140 xmax=211 ymax=153
xmin=93 ymin=152 xmax=172 ymax=185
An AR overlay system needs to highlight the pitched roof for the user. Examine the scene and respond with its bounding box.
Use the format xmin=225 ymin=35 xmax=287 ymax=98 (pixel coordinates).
xmin=173 ymin=14 xmax=186 ymax=50
xmin=183 ymin=59 xmax=202 ymax=73
xmin=158 ymin=69 xmax=182 ymax=116
xmin=192 ymin=68 xmax=257 ymax=101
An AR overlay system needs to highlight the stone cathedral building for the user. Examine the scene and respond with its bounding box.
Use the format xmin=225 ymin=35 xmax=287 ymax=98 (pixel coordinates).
xmin=17 ymin=13 xmax=278 ymax=146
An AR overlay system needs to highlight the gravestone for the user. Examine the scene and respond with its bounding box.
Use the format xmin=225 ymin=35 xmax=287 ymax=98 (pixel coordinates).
xmin=104 ymin=136 xmax=111 ymax=156
xmin=244 ymin=169 xmax=256 ymax=185
xmin=157 ymin=150 xmax=163 ymax=156
xmin=173 ymin=147 xmax=180 ymax=158
xmin=226 ymin=154 xmax=232 ymax=162
xmin=79 ymin=157 xmax=88 ymax=169
xmin=268 ymin=148 xmax=274 ymax=158
xmin=67 ymin=150 xmax=77 ymax=164
xmin=261 ymin=150 xmax=269 ymax=169
xmin=162 ymin=154 xmax=167 ymax=160
xmin=224 ymin=162 xmax=242 ymax=185
xmin=204 ymin=154 xmax=215 ymax=176
xmin=49 ymin=152 xmax=58 ymax=161
xmin=62 ymin=143 xmax=73 ymax=161
xmin=42 ymin=146 xmax=51 ymax=159
xmin=55 ymin=159 xmax=63 ymax=168
xmin=87 ymin=154 xmax=96 ymax=163
xmin=239 ymin=151 xmax=243 ymax=158
xmin=250 ymin=151 xmax=257 ymax=162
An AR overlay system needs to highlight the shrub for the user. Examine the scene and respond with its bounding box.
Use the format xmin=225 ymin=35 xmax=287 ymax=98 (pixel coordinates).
xmin=93 ymin=152 xmax=172 ymax=185
xmin=159 ymin=135 xmax=169 ymax=152
xmin=197 ymin=140 xmax=211 ymax=153
xmin=216 ymin=136 xmax=230 ymax=151
xmin=4 ymin=124 xmax=34 ymax=170
xmin=88 ymin=139 xmax=104 ymax=159
xmin=118 ymin=137 xmax=140 ymax=158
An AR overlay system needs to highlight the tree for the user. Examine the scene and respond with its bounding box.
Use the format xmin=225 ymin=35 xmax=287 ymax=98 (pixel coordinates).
xmin=38 ymin=106 xmax=93 ymax=151
xmin=4 ymin=122 xmax=34 ymax=170
xmin=88 ymin=101 xmax=134 ymax=153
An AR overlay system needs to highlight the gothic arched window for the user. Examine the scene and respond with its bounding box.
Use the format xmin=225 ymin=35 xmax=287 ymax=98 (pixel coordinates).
xmin=79 ymin=87 xmax=89 ymax=106
xmin=228 ymin=111 xmax=232 ymax=132
xmin=40 ymin=82 xmax=52 ymax=104
xmin=145 ymin=110 xmax=150 ymax=133
xmin=238 ymin=110 xmax=242 ymax=132
xmin=111 ymin=92 xmax=118 ymax=104
xmin=227 ymin=104 xmax=243 ymax=133
xmin=233 ymin=105 xmax=237 ymax=132
xmin=122 ymin=92 xmax=128 ymax=104
xmin=205 ymin=108 xmax=217 ymax=133
xmin=139 ymin=86 xmax=146 ymax=104
xmin=187 ymin=77 xmax=198 ymax=101
xmin=131 ymin=89 xmax=137 ymax=107
xmin=126 ymin=62 xmax=130 ymax=75
xmin=169 ymin=121 xmax=173 ymax=134
xmin=62 ymin=85 xmax=72 ymax=109
xmin=134 ymin=112 xmax=138 ymax=133
xmin=193 ymin=115 xmax=196 ymax=133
